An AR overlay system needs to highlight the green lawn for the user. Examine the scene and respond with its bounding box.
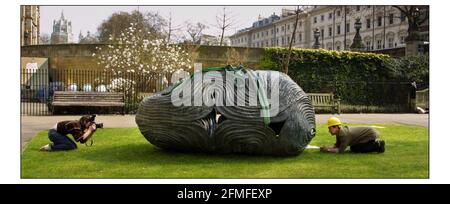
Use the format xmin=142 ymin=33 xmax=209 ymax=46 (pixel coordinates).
xmin=21 ymin=124 xmax=428 ymax=178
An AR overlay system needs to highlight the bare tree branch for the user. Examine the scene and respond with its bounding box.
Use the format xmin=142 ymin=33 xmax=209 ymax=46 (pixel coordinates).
xmin=185 ymin=21 xmax=207 ymax=44
xmin=215 ymin=7 xmax=237 ymax=46
xmin=283 ymin=6 xmax=305 ymax=74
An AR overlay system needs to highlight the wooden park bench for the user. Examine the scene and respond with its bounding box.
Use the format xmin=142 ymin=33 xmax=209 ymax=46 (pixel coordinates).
xmin=307 ymin=93 xmax=341 ymax=114
xmin=51 ymin=91 xmax=125 ymax=114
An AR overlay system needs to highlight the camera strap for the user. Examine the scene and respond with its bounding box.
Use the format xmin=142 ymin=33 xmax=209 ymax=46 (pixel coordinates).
xmin=84 ymin=139 xmax=94 ymax=147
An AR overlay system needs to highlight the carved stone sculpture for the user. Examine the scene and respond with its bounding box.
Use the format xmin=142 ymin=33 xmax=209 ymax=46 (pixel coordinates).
xmin=136 ymin=68 xmax=316 ymax=156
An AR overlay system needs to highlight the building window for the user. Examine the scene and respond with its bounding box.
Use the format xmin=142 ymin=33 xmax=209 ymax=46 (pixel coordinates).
xmin=287 ymin=24 xmax=290 ymax=30
xmin=337 ymin=46 xmax=340 ymax=50
xmin=328 ymin=27 xmax=332 ymax=37
xmin=328 ymin=12 xmax=332 ymax=19
xmin=281 ymin=37 xmax=285 ymax=45
xmin=337 ymin=10 xmax=341 ymax=17
xmin=389 ymin=13 xmax=394 ymax=24
xmin=257 ymin=33 xmax=259 ymax=38
xmin=271 ymin=29 xmax=273 ymax=34
xmin=356 ymin=6 xmax=360 ymax=11
xmin=377 ymin=40 xmax=382 ymax=49
xmin=366 ymin=18 xmax=371 ymax=29
xmin=337 ymin=25 xmax=341 ymax=35
xmin=346 ymin=23 xmax=350 ymax=33
xmin=299 ymin=33 xmax=302 ymax=42
xmin=314 ymin=17 xmax=317 ymax=23
xmin=299 ymin=21 xmax=302 ymax=27
xmin=367 ymin=5 xmax=371 ymax=9
xmin=276 ymin=28 xmax=279 ymax=33
xmin=266 ymin=31 xmax=269 ymax=36
xmin=321 ymin=29 xmax=324 ymax=39
xmin=282 ymin=26 xmax=285 ymax=31
xmin=266 ymin=41 xmax=269 ymax=46
xmin=252 ymin=34 xmax=255 ymax=39
xmin=400 ymin=36 xmax=405 ymax=44
xmin=321 ymin=15 xmax=324 ymax=21
xmin=388 ymin=37 xmax=394 ymax=48
xmin=366 ymin=41 xmax=371 ymax=50
xmin=377 ymin=16 xmax=382 ymax=27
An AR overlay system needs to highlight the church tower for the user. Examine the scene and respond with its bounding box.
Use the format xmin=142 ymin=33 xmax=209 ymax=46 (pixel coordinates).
xmin=50 ymin=11 xmax=74 ymax=44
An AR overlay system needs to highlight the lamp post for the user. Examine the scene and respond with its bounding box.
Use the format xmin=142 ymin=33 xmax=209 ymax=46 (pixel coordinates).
xmin=313 ymin=28 xmax=320 ymax=49
xmin=405 ymin=7 xmax=422 ymax=56
xmin=350 ymin=18 xmax=365 ymax=51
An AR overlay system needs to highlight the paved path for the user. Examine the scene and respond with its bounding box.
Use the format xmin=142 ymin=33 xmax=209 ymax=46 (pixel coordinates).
xmin=21 ymin=114 xmax=428 ymax=151
xmin=315 ymin=114 xmax=428 ymax=128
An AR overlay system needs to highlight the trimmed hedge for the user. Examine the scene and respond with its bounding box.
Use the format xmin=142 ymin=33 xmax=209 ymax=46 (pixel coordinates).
xmin=259 ymin=48 xmax=428 ymax=111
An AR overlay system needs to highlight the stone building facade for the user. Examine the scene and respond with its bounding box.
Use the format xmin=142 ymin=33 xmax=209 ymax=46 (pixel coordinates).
xmin=78 ymin=31 xmax=99 ymax=44
xmin=51 ymin=11 xmax=74 ymax=44
xmin=230 ymin=6 xmax=423 ymax=52
xmin=21 ymin=6 xmax=40 ymax=46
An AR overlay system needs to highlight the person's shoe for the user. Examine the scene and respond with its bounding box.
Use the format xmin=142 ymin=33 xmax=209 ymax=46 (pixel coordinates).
xmin=377 ymin=140 xmax=385 ymax=153
xmin=39 ymin=144 xmax=52 ymax=151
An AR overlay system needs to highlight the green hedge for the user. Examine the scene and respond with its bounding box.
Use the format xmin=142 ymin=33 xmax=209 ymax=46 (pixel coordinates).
xmin=259 ymin=48 xmax=428 ymax=111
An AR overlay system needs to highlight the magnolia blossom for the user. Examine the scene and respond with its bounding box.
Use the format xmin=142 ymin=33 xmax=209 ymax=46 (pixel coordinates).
xmin=94 ymin=22 xmax=193 ymax=92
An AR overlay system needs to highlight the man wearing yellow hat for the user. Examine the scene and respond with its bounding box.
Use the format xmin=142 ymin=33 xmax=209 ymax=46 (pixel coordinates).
xmin=320 ymin=117 xmax=385 ymax=153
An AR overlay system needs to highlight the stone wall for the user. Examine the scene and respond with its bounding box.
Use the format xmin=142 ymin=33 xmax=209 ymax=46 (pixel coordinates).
xmin=21 ymin=44 xmax=265 ymax=70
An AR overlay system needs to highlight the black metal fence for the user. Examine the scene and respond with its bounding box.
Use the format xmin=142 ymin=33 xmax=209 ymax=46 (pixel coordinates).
xmin=21 ymin=68 xmax=172 ymax=115
xmin=21 ymin=68 xmax=428 ymax=115
xmin=298 ymin=80 xmax=429 ymax=113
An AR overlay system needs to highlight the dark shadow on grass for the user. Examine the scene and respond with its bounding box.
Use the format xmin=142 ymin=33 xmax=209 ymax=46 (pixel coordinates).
xmin=79 ymin=143 xmax=298 ymax=165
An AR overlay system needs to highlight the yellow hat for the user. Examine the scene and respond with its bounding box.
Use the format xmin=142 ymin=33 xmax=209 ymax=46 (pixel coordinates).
xmin=327 ymin=117 xmax=342 ymax=127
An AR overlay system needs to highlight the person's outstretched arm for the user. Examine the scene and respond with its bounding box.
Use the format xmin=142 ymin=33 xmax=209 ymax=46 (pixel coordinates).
xmin=80 ymin=123 xmax=96 ymax=141
xmin=320 ymin=146 xmax=339 ymax=153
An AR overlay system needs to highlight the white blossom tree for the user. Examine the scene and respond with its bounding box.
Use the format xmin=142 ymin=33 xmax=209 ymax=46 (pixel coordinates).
xmin=93 ymin=22 xmax=195 ymax=107
xmin=94 ymin=22 xmax=194 ymax=91
xmin=94 ymin=22 xmax=192 ymax=75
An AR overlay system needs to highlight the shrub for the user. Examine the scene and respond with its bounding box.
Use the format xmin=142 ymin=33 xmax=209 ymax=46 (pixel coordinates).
xmin=259 ymin=48 xmax=428 ymax=109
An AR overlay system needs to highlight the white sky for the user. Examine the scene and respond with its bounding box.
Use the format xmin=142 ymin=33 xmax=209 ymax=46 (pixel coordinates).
xmin=40 ymin=6 xmax=296 ymax=42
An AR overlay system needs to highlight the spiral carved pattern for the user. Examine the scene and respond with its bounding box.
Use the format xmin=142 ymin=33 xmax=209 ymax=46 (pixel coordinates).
xmin=135 ymin=70 xmax=316 ymax=156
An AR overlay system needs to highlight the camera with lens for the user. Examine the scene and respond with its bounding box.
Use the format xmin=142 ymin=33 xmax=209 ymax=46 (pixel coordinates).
xmin=88 ymin=114 xmax=103 ymax=128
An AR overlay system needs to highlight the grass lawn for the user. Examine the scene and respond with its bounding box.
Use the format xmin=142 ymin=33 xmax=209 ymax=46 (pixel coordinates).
xmin=21 ymin=124 xmax=428 ymax=178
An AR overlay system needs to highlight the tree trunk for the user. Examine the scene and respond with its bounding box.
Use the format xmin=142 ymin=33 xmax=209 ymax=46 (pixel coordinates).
xmin=283 ymin=6 xmax=300 ymax=75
